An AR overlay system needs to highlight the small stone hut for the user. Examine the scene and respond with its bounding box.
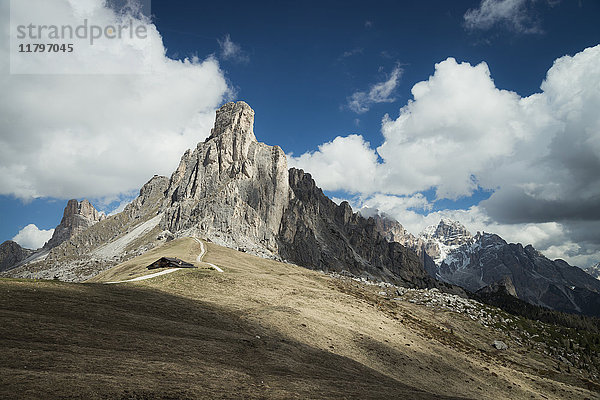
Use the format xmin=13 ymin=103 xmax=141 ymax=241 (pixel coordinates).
xmin=147 ymin=257 xmax=195 ymax=270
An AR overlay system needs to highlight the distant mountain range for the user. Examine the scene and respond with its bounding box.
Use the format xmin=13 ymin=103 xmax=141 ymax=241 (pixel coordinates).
xmin=368 ymin=214 xmax=600 ymax=317
xmin=2 ymin=101 xmax=598 ymax=317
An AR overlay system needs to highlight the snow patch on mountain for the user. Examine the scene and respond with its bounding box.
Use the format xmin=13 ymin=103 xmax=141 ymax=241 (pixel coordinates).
xmin=418 ymin=218 xmax=474 ymax=265
xmin=585 ymin=262 xmax=600 ymax=280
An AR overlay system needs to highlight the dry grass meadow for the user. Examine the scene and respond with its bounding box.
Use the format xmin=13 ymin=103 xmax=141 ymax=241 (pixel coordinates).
xmin=1 ymin=239 xmax=598 ymax=399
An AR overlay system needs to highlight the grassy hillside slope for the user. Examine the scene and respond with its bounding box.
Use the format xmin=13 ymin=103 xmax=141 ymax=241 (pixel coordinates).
xmin=86 ymin=238 xmax=208 ymax=282
xmin=1 ymin=241 xmax=598 ymax=399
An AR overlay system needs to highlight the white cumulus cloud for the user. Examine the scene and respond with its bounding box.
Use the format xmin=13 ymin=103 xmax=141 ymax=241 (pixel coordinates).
xmin=0 ymin=0 xmax=231 ymax=201
xmin=378 ymin=57 xmax=531 ymax=199
xmin=288 ymin=134 xmax=379 ymax=193
xmin=12 ymin=224 xmax=54 ymax=250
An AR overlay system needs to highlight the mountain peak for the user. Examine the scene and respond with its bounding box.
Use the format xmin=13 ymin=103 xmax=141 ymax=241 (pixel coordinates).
xmin=43 ymin=199 xmax=105 ymax=250
xmin=438 ymin=217 xmax=468 ymax=230
xmin=420 ymin=218 xmax=472 ymax=245
xmin=0 ymin=240 xmax=34 ymax=272
xmin=164 ymin=101 xmax=289 ymax=255
xmin=208 ymin=101 xmax=256 ymax=142
xmin=585 ymin=262 xmax=600 ymax=280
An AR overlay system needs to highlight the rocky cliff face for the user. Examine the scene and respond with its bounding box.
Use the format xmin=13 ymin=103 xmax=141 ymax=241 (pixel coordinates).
xmin=162 ymin=101 xmax=289 ymax=257
xmin=279 ymin=169 xmax=443 ymax=289
xmin=0 ymin=241 xmax=33 ymax=272
xmin=43 ymin=199 xmax=105 ymax=250
xmin=367 ymin=212 xmax=439 ymax=279
xmin=159 ymin=103 xmax=435 ymax=287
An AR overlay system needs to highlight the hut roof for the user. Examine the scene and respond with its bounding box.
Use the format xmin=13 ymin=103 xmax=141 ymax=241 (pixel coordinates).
xmin=147 ymin=257 xmax=196 ymax=270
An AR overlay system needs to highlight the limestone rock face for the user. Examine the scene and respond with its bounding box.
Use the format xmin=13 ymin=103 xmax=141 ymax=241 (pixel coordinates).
xmin=130 ymin=175 xmax=169 ymax=216
xmin=161 ymin=102 xmax=437 ymax=286
xmin=162 ymin=101 xmax=289 ymax=256
xmin=279 ymin=169 xmax=435 ymax=288
xmin=0 ymin=241 xmax=33 ymax=272
xmin=43 ymin=199 xmax=105 ymax=250
xmin=367 ymin=213 xmax=439 ymax=279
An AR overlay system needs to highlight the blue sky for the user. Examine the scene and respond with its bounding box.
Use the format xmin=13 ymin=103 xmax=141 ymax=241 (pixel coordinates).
xmin=153 ymin=0 xmax=596 ymax=148
xmin=1 ymin=0 xmax=599 ymax=267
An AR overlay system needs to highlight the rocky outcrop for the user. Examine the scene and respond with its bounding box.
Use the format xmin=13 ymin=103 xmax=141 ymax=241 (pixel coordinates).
xmin=584 ymin=262 xmax=600 ymax=280
xmin=159 ymin=102 xmax=441 ymax=287
xmin=476 ymin=276 xmax=518 ymax=298
xmin=279 ymin=169 xmax=442 ymax=288
xmin=0 ymin=241 xmax=33 ymax=272
xmin=43 ymin=199 xmax=105 ymax=250
xmin=492 ymin=340 xmax=508 ymax=350
xmin=162 ymin=101 xmax=289 ymax=257
xmin=368 ymin=213 xmax=440 ymax=278
xmin=132 ymin=175 xmax=170 ymax=215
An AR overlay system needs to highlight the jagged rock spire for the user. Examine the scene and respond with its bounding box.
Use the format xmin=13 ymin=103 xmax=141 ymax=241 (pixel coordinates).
xmin=162 ymin=101 xmax=289 ymax=255
xmin=209 ymin=101 xmax=257 ymax=142
xmin=43 ymin=199 xmax=105 ymax=250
